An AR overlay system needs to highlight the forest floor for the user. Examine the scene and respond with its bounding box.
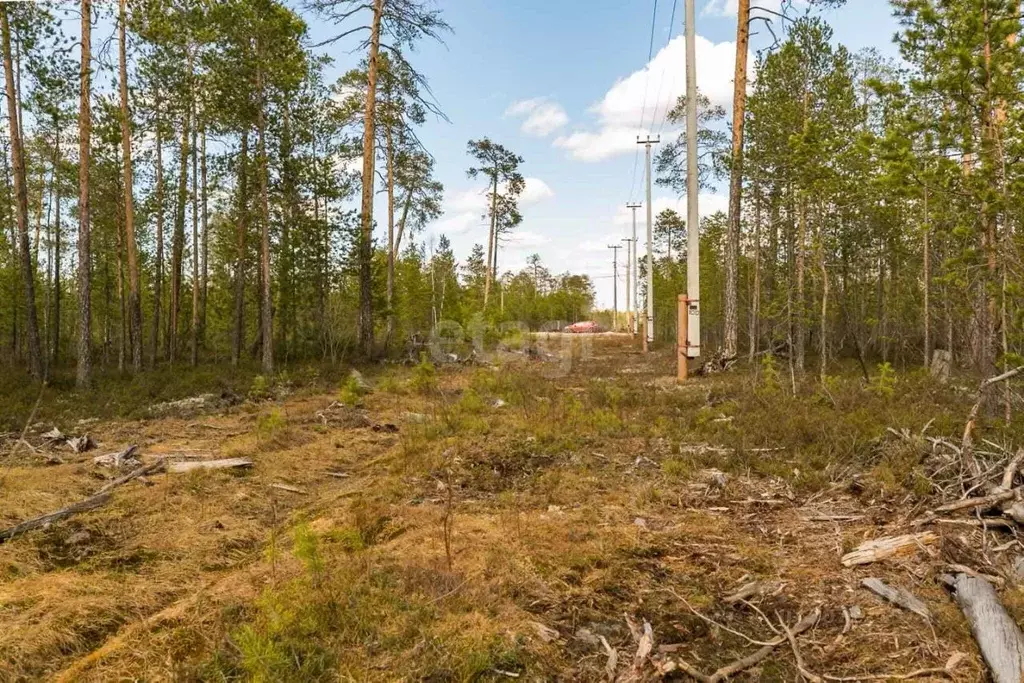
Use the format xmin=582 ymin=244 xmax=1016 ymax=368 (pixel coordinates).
xmin=0 ymin=335 xmax=1021 ymax=681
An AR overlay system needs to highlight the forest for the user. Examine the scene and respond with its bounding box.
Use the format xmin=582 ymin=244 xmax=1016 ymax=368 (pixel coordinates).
xmin=0 ymin=0 xmax=1017 ymax=387
xmin=0 ymin=0 xmax=596 ymax=389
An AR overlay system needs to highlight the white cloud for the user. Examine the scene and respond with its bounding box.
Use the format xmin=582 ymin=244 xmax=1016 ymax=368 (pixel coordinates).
xmin=434 ymin=211 xmax=483 ymax=235
xmin=553 ymin=126 xmax=641 ymax=163
xmin=702 ymin=0 xmax=806 ymax=17
xmin=505 ymin=97 xmax=569 ymax=137
xmin=520 ymin=177 xmax=554 ymax=204
xmin=430 ymin=177 xmax=554 ymax=239
xmin=447 ymin=187 xmax=489 ymax=214
xmin=612 ymin=193 xmax=729 ymax=227
xmin=554 ymin=34 xmax=748 ymax=162
xmin=580 ymin=232 xmax=633 ymax=254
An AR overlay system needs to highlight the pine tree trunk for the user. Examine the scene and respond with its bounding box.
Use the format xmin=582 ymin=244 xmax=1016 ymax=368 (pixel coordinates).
xmin=256 ymin=51 xmax=273 ymax=375
xmin=200 ymin=125 xmax=208 ymax=345
xmin=923 ymin=185 xmax=931 ymax=368
xmin=3 ymin=138 xmax=17 ymax=361
xmin=385 ymin=124 xmax=396 ymax=347
xmin=484 ymin=170 xmax=497 ymax=306
xmin=169 ymin=100 xmax=190 ymax=365
xmin=33 ymin=165 xmax=44 ymax=269
xmin=151 ymin=95 xmax=163 ymax=368
xmin=724 ymin=0 xmax=750 ymax=359
xmin=795 ymin=194 xmax=806 ymax=372
xmin=232 ymin=130 xmax=248 ymax=367
xmin=2 ymin=6 xmax=43 ymax=381
xmin=748 ymin=177 xmax=761 ymax=363
xmin=52 ymin=117 xmax=61 ymax=368
xmin=279 ymin=106 xmax=298 ymax=361
xmin=357 ymin=0 xmax=385 ymax=356
xmin=190 ymin=108 xmax=199 ymax=368
xmin=118 ymin=0 xmax=142 ymax=372
xmin=103 ymin=245 xmax=110 ymax=365
xmin=818 ymin=222 xmax=828 ymax=382
xmin=115 ymin=188 xmax=126 ymax=373
xmin=43 ymin=162 xmax=52 ymax=373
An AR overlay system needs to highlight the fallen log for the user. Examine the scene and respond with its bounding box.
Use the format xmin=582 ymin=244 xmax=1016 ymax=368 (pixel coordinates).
xmin=861 ymin=578 xmax=931 ymax=619
xmin=0 ymin=493 xmax=110 ymax=543
xmin=841 ymin=533 xmax=937 ymax=567
xmin=96 ymin=458 xmax=166 ymax=495
xmin=0 ymin=458 xmax=166 ymax=543
xmin=167 ymin=458 xmax=253 ymax=473
xmin=948 ymin=573 xmax=1024 ymax=683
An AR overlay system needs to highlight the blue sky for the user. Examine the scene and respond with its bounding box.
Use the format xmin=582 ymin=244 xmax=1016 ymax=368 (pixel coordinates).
xmin=308 ymin=0 xmax=903 ymax=309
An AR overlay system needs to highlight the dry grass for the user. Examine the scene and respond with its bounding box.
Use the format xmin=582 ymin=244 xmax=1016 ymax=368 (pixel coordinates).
xmin=0 ymin=336 xmax=1015 ymax=681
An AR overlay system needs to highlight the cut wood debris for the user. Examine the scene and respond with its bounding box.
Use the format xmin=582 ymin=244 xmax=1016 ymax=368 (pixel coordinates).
xmin=166 ymin=458 xmax=253 ymax=473
xmin=0 ymin=458 xmax=165 ymax=543
xmin=269 ymin=483 xmax=306 ymax=494
xmin=840 ymin=532 xmax=937 ymax=567
xmin=92 ymin=444 xmax=141 ymax=469
xmin=657 ymin=608 xmax=821 ymax=682
xmin=860 ymin=578 xmax=931 ymax=619
xmin=724 ymin=580 xmax=783 ymax=605
xmin=947 ymin=573 xmax=1024 ymax=683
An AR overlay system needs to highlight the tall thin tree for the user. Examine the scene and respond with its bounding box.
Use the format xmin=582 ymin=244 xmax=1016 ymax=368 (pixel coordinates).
xmin=2 ymin=6 xmax=43 ymax=381
xmin=76 ymin=0 xmax=92 ymax=388
xmin=724 ymin=0 xmax=751 ymax=359
xmin=118 ymin=0 xmax=142 ymax=371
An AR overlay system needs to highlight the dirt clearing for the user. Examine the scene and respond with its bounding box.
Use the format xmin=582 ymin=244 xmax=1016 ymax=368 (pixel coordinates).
xmin=1 ymin=337 xmax=1020 ymax=681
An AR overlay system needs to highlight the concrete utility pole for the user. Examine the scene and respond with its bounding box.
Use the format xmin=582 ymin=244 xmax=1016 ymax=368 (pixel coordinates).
xmin=626 ymin=202 xmax=641 ymax=336
xmin=638 ymin=137 xmax=659 ymax=351
xmin=684 ymin=0 xmax=701 ymax=360
xmin=608 ymin=244 xmax=622 ymax=330
xmin=621 ymin=237 xmax=634 ymax=335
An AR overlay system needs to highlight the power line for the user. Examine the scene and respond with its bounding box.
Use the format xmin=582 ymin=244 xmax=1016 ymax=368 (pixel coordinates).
xmin=628 ymin=0 xmax=661 ymax=202
xmin=646 ymin=0 xmax=660 ymax=61
xmin=651 ymin=0 xmax=680 ymax=137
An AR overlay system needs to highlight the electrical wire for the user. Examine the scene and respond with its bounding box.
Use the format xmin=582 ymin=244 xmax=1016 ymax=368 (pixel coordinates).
xmin=628 ymin=0 xmax=661 ymax=203
xmin=651 ymin=0 xmax=680 ymax=138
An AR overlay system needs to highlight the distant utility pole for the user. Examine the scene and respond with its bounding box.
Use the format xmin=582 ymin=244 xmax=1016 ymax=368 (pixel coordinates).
xmin=608 ymin=244 xmax=621 ymax=331
xmin=621 ymin=237 xmax=634 ymax=336
xmin=626 ymin=202 xmax=642 ymax=336
xmin=638 ymin=136 xmax=659 ymax=352
xmin=684 ymin=0 xmax=701 ymax=360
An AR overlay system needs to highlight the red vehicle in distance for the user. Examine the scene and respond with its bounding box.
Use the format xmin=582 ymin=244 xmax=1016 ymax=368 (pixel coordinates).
xmin=563 ymin=321 xmax=603 ymax=334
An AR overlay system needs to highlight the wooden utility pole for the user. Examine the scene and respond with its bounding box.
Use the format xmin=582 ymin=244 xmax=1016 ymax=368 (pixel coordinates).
xmin=627 ymin=202 xmax=641 ymax=336
xmin=608 ymin=244 xmax=622 ymax=331
xmin=684 ymin=0 xmax=701 ymax=361
xmin=637 ymin=138 xmax=659 ymax=351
